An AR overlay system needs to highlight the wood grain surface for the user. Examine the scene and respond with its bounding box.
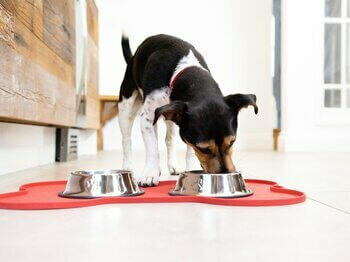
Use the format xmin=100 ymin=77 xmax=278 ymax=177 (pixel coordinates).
xmin=84 ymin=0 xmax=99 ymax=129
xmin=0 ymin=0 xmax=99 ymax=128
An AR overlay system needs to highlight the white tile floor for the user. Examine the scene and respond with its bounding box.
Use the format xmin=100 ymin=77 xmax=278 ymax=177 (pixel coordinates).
xmin=0 ymin=150 xmax=349 ymax=262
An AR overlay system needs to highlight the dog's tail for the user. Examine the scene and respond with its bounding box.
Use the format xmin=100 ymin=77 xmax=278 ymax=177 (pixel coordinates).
xmin=121 ymin=34 xmax=132 ymax=64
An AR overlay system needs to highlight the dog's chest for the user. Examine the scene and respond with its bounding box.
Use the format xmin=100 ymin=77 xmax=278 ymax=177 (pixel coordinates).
xmin=144 ymin=88 xmax=170 ymax=111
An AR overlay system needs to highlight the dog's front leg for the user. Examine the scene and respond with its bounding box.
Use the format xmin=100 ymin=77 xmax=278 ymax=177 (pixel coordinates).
xmin=186 ymin=145 xmax=198 ymax=171
xmin=139 ymin=106 xmax=161 ymax=187
xmin=165 ymin=121 xmax=180 ymax=175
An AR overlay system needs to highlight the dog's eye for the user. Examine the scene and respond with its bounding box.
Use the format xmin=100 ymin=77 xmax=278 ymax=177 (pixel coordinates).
xmin=223 ymin=140 xmax=235 ymax=152
xmin=197 ymin=147 xmax=212 ymax=155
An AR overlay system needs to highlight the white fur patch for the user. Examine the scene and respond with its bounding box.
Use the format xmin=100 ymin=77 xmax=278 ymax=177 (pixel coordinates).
xmin=165 ymin=120 xmax=180 ymax=175
xmin=118 ymin=91 xmax=142 ymax=170
xmin=138 ymin=88 xmax=170 ymax=186
xmin=138 ymin=88 xmax=144 ymax=100
xmin=186 ymin=145 xmax=197 ymax=171
xmin=170 ymin=50 xmax=207 ymax=86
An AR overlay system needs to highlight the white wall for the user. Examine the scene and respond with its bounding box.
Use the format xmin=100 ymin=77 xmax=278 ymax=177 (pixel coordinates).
xmin=78 ymin=129 xmax=97 ymax=156
xmin=0 ymin=122 xmax=97 ymax=176
xmin=97 ymin=0 xmax=275 ymax=152
xmin=280 ymin=0 xmax=350 ymax=152
xmin=0 ymin=123 xmax=56 ymax=175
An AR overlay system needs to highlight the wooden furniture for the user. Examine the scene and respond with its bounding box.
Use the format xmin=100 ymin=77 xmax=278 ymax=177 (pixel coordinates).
xmin=97 ymin=95 xmax=119 ymax=150
xmin=85 ymin=0 xmax=99 ymax=129
xmin=0 ymin=0 xmax=99 ymax=129
xmin=273 ymin=128 xmax=281 ymax=151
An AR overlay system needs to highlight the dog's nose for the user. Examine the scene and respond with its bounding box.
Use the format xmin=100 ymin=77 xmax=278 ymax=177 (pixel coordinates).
xmin=220 ymin=167 xmax=229 ymax=173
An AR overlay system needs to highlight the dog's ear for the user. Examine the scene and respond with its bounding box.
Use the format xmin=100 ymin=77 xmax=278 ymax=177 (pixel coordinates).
xmin=224 ymin=94 xmax=258 ymax=115
xmin=153 ymin=101 xmax=187 ymax=125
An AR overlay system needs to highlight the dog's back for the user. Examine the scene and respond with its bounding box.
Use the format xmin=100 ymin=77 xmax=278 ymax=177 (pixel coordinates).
xmin=120 ymin=34 xmax=208 ymax=98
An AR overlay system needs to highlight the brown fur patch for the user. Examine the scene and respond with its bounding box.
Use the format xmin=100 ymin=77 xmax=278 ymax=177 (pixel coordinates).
xmin=221 ymin=135 xmax=236 ymax=151
xmin=190 ymin=142 xmax=212 ymax=171
xmin=220 ymin=135 xmax=236 ymax=172
xmin=186 ymin=135 xmax=236 ymax=173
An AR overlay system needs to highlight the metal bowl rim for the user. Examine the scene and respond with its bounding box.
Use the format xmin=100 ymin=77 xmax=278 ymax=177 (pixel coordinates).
xmin=180 ymin=170 xmax=242 ymax=176
xmin=70 ymin=169 xmax=133 ymax=177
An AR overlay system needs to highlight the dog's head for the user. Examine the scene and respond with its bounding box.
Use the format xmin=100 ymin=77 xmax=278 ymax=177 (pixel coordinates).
xmin=153 ymin=94 xmax=258 ymax=173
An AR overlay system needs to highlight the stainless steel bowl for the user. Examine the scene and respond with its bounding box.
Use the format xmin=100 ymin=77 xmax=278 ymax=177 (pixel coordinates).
xmin=59 ymin=170 xmax=144 ymax=198
xmin=169 ymin=171 xmax=253 ymax=198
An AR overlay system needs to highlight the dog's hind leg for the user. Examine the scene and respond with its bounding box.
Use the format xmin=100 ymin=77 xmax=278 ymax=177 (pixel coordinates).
xmin=118 ymin=90 xmax=142 ymax=171
xmin=165 ymin=120 xmax=180 ymax=175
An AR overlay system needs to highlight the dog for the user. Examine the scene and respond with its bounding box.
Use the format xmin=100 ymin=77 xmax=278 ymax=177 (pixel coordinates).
xmin=118 ymin=34 xmax=258 ymax=187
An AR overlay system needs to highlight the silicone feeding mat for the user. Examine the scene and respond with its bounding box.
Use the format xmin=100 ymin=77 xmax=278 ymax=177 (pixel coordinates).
xmin=0 ymin=179 xmax=305 ymax=210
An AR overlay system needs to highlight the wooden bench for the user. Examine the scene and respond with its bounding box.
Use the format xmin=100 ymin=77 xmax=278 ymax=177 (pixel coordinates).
xmin=97 ymin=95 xmax=119 ymax=150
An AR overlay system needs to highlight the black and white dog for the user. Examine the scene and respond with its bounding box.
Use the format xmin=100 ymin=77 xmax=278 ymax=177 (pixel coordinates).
xmin=118 ymin=34 xmax=258 ymax=187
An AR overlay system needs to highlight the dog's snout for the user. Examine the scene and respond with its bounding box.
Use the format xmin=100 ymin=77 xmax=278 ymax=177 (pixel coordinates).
xmin=219 ymin=165 xmax=235 ymax=174
xmin=191 ymin=139 xmax=236 ymax=174
xmin=202 ymin=161 xmax=235 ymax=174
xmin=217 ymin=160 xmax=235 ymax=173
xmin=220 ymin=166 xmax=229 ymax=173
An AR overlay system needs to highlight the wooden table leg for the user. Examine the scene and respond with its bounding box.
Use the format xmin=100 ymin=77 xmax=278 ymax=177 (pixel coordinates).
xmin=273 ymin=128 xmax=281 ymax=151
xmin=97 ymin=101 xmax=105 ymax=151
xmin=96 ymin=96 xmax=120 ymax=151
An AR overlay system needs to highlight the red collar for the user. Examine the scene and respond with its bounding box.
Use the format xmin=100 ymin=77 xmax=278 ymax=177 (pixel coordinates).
xmin=169 ymin=68 xmax=188 ymax=93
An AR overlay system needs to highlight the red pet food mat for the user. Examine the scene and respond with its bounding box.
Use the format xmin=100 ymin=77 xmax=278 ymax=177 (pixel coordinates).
xmin=0 ymin=179 xmax=305 ymax=210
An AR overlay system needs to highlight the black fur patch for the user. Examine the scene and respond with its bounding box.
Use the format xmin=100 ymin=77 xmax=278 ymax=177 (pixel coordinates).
xmin=119 ymin=34 xmax=208 ymax=100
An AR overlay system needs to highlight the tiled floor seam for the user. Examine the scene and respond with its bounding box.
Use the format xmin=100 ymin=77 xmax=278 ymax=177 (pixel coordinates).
xmin=306 ymin=196 xmax=349 ymax=215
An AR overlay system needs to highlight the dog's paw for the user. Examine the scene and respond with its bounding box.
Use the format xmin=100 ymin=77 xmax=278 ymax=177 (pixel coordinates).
xmin=168 ymin=164 xmax=181 ymax=176
xmin=167 ymin=156 xmax=182 ymax=175
xmin=138 ymin=168 xmax=161 ymax=187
